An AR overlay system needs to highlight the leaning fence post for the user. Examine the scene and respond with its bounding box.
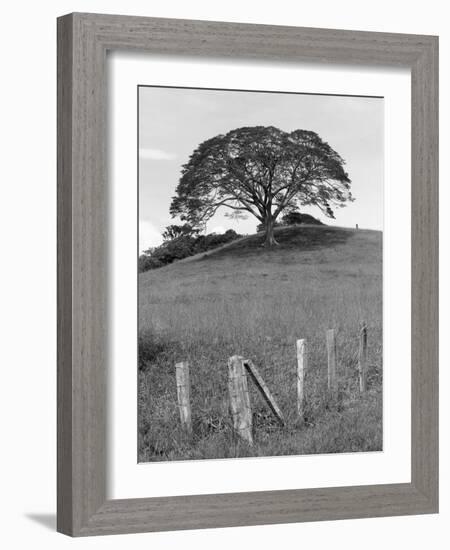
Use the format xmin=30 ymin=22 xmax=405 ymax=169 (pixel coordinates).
xmin=175 ymin=362 xmax=192 ymax=435
xmin=228 ymin=355 xmax=253 ymax=446
xmin=244 ymin=360 xmax=285 ymax=426
xmin=296 ymin=339 xmax=306 ymax=420
xmin=326 ymin=329 xmax=338 ymax=399
xmin=358 ymin=322 xmax=368 ymax=392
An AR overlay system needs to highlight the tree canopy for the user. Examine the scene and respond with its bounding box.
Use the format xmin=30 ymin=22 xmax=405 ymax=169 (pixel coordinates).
xmin=162 ymin=223 xmax=199 ymax=242
xmin=170 ymin=126 xmax=353 ymax=245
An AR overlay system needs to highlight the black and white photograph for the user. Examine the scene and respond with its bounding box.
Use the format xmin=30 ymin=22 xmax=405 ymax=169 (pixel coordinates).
xmin=138 ymin=85 xmax=383 ymax=462
xmin=1 ymin=0 xmax=443 ymax=544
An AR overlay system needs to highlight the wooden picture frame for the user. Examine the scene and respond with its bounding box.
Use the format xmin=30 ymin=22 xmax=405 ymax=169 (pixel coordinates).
xmin=57 ymin=12 xmax=438 ymax=536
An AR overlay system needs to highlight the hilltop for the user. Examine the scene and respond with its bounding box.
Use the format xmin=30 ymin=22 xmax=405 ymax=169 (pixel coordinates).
xmin=139 ymin=224 xmax=381 ymax=285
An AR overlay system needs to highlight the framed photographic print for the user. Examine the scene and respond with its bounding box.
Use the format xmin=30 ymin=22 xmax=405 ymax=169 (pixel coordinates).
xmin=57 ymin=13 xmax=438 ymax=536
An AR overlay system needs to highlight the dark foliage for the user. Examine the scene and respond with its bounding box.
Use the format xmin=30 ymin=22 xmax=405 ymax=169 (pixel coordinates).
xmin=280 ymin=211 xmax=324 ymax=226
xmin=257 ymin=211 xmax=323 ymax=232
xmin=138 ymin=331 xmax=173 ymax=371
xmin=162 ymin=223 xmax=199 ymax=241
xmin=139 ymin=229 xmax=242 ymax=272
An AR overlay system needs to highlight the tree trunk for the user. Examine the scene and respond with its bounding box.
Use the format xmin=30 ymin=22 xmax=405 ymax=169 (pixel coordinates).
xmin=264 ymin=213 xmax=278 ymax=246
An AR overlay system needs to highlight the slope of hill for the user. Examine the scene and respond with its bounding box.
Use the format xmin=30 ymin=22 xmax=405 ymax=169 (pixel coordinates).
xmin=138 ymin=225 xmax=383 ymax=462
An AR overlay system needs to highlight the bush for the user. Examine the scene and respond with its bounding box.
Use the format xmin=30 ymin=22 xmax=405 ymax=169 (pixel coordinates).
xmin=281 ymin=211 xmax=324 ymax=226
xmin=139 ymin=229 xmax=242 ymax=272
xmin=138 ymin=330 xmax=173 ymax=371
xmin=139 ymin=253 xmax=163 ymax=272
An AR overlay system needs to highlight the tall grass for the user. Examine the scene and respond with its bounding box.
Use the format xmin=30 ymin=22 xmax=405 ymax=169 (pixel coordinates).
xmin=138 ymin=225 xmax=382 ymax=462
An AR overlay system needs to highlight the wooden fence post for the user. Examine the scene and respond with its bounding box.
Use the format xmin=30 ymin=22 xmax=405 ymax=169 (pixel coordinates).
xmin=228 ymin=355 xmax=253 ymax=446
xmin=326 ymin=329 xmax=338 ymax=399
xmin=358 ymin=322 xmax=368 ymax=392
xmin=244 ymin=360 xmax=285 ymax=426
xmin=175 ymin=362 xmax=192 ymax=435
xmin=296 ymin=339 xmax=306 ymax=420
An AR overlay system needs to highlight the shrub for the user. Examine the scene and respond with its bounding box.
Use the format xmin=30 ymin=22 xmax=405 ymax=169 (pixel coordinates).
xmin=280 ymin=211 xmax=324 ymax=226
xmin=138 ymin=330 xmax=172 ymax=371
xmin=139 ymin=229 xmax=242 ymax=272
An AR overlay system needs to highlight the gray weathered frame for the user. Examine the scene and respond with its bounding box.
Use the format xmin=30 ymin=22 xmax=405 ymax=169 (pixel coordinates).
xmin=57 ymin=12 xmax=438 ymax=536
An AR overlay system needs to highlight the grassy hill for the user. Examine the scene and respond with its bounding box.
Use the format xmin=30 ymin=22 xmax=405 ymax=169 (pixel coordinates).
xmin=138 ymin=225 xmax=383 ymax=462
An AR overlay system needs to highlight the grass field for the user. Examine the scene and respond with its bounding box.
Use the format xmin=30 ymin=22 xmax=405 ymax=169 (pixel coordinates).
xmin=138 ymin=224 xmax=383 ymax=462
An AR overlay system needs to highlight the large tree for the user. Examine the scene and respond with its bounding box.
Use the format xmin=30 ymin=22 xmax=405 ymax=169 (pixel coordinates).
xmin=170 ymin=126 xmax=353 ymax=246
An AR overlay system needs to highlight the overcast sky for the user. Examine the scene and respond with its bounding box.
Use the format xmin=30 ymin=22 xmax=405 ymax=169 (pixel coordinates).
xmin=139 ymin=86 xmax=383 ymax=252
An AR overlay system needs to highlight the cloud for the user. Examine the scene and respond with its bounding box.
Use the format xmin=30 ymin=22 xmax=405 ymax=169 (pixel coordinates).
xmin=139 ymin=148 xmax=176 ymax=161
xmin=139 ymin=221 xmax=163 ymax=253
xmin=211 ymin=226 xmax=226 ymax=234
